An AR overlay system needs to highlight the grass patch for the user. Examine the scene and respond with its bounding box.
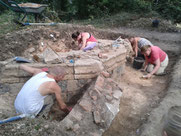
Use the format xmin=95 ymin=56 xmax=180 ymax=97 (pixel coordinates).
xmin=71 ymin=12 xmax=158 ymax=28
xmin=0 ymin=11 xmax=24 ymax=36
xmin=71 ymin=11 xmax=181 ymax=32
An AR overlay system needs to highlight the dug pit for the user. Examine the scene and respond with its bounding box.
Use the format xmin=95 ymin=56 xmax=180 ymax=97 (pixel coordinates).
xmin=0 ymin=25 xmax=132 ymax=135
xmin=0 ymin=24 xmax=179 ymax=136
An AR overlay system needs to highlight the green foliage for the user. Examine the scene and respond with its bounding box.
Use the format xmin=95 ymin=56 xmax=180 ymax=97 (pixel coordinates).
xmin=155 ymin=0 xmax=181 ymax=23
xmin=70 ymin=0 xmax=152 ymax=19
xmin=0 ymin=11 xmax=23 ymax=36
xmin=120 ymin=0 xmax=152 ymax=13
xmin=0 ymin=0 xmax=181 ymax=23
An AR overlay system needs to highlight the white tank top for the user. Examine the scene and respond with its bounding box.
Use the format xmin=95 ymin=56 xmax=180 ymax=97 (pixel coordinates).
xmin=14 ymin=72 xmax=55 ymax=116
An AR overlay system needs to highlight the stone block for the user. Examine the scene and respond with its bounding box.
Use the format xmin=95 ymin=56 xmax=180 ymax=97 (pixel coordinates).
xmin=0 ymin=77 xmax=20 ymax=83
xmin=113 ymin=90 xmax=122 ymax=100
xmin=70 ymin=110 xmax=82 ymax=121
xmin=43 ymin=64 xmax=74 ymax=74
xmin=105 ymin=95 xmax=113 ymax=101
xmin=79 ymin=99 xmax=92 ymax=112
xmin=101 ymin=48 xmax=126 ymax=69
xmin=105 ymin=102 xmax=119 ymax=116
xmin=102 ymin=57 xmax=116 ymax=69
xmin=74 ymin=66 xmax=98 ymax=74
xmin=62 ymin=118 xmax=74 ymax=130
xmin=4 ymin=64 xmax=19 ymax=69
xmin=93 ymin=111 xmax=101 ymax=124
xmin=107 ymin=61 xmax=125 ymax=73
xmin=2 ymin=69 xmax=19 ymax=77
xmin=95 ymin=76 xmax=105 ymax=90
xmin=63 ymin=74 xmax=74 ymax=80
xmin=115 ymin=53 xmax=126 ymax=63
xmin=89 ymin=90 xmax=98 ymax=101
xmin=74 ymin=59 xmax=103 ymax=74
xmin=74 ymin=74 xmax=97 ymax=79
xmin=43 ymin=47 xmax=60 ymax=64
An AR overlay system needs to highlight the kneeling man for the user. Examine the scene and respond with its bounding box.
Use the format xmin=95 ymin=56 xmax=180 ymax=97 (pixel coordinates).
xmin=14 ymin=64 xmax=71 ymax=117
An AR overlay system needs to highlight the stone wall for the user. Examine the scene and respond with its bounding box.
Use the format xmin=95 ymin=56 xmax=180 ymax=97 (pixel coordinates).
xmin=0 ymin=39 xmax=128 ymax=84
xmin=54 ymin=75 xmax=123 ymax=136
xmin=0 ymin=27 xmax=132 ymax=135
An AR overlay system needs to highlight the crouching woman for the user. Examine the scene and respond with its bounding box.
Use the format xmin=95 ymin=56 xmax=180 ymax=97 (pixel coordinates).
xmin=141 ymin=45 xmax=169 ymax=78
xmin=72 ymin=31 xmax=97 ymax=51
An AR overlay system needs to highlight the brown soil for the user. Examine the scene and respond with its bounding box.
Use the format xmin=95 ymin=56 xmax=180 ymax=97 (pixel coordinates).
xmin=0 ymin=26 xmax=122 ymax=61
xmin=0 ymin=24 xmax=180 ymax=136
xmin=103 ymin=28 xmax=181 ymax=136
xmin=104 ymin=63 xmax=170 ymax=136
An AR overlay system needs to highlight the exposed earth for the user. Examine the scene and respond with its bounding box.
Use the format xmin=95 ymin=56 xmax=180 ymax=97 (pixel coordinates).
xmin=0 ymin=21 xmax=181 ymax=136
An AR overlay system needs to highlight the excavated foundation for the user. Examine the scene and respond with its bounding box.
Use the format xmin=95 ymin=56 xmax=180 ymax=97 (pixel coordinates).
xmin=0 ymin=24 xmax=132 ymax=135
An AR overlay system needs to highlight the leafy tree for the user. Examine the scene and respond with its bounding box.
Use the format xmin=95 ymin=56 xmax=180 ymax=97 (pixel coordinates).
xmin=155 ymin=0 xmax=181 ymax=22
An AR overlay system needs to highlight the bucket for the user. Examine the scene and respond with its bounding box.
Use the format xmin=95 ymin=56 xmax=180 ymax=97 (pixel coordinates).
xmin=133 ymin=57 xmax=144 ymax=69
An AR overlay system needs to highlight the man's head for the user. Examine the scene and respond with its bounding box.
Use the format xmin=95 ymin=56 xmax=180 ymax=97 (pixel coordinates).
xmin=141 ymin=45 xmax=151 ymax=56
xmin=72 ymin=31 xmax=81 ymax=41
xmin=49 ymin=66 xmax=66 ymax=82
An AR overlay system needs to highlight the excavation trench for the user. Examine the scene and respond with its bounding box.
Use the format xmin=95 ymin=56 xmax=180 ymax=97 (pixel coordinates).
xmin=0 ymin=25 xmax=129 ymax=135
xmin=0 ymin=24 xmax=180 ymax=136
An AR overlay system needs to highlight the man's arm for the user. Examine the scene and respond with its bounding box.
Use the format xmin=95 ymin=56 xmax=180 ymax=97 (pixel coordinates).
xmin=20 ymin=64 xmax=42 ymax=76
xmin=49 ymin=82 xmax=67 ymax=110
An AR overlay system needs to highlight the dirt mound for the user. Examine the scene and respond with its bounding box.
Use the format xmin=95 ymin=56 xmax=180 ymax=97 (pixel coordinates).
xmin=0 ymin=25 xmax=123 ymax=61
xmin=0 ymin=27 xmax=73 ymax=61
xmin=126 ymin=17 xmax=181 ymax=33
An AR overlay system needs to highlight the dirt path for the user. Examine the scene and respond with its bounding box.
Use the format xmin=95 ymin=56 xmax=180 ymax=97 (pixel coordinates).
xmin=103 ymin=27 xmax=181 ymax=136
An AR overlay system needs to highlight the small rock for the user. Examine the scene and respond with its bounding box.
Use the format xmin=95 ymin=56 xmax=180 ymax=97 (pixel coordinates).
xmin=95 ymin=76 xmax=105 ymax=90
xmin=91 ymin=95 xmax=97 ymax=101
xmin=98 ymin=53 xmax=108 ymax=59
xmin=90 ymin=132 xmax=101 ymax=136
xmin=73 ymin=124 xmax=80 ymax=131
xmin=106 ymin=95 xmax=113 ymax=101
xmin=93 ymin=111 xmax=101 ymax=124
xmin=70 ymin=110 xmax=82 ymax=121
xmin=79 ymin=99 xmax=92 ymax=112
xmin=28 ymin=47 xmax=35 ymax=53
xmin=44 ymin=125 xmax=49 ymax=129
xmin=63 ymin=119 xmax=73 ymax=130
xmin=113 ymin=90 xmax=122 ymax=99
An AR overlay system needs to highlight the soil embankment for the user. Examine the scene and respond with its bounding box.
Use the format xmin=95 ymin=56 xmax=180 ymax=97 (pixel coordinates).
xmin=103 ymin=27 xmax=181 ymax=136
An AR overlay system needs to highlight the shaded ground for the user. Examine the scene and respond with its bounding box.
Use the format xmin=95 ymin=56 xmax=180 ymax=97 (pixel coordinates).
xmin=103 ymin=28 xmax=181 ymax=136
